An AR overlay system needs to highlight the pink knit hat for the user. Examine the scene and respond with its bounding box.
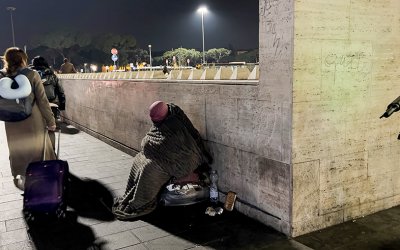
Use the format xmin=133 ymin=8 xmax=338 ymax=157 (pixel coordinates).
xmin=149 ymin=101 xmax=169 ymax=122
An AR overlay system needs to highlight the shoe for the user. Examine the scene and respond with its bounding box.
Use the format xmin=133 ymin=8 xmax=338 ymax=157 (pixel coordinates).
xmin=112 ymin=200 xmax=157 ymax=220
xmin=13 ymin=175 xmax=25 ymax=190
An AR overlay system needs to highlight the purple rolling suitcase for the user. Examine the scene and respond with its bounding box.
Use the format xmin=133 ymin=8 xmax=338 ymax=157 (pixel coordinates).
xmin=23 ymin=128 xmax=69 ymax=221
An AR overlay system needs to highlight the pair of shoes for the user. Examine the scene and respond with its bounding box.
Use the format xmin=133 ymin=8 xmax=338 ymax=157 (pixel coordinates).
xmin=13 ymin=175 xmax=25 ymax=190
xmin=112 ymin=199 xmax=157 ymax=220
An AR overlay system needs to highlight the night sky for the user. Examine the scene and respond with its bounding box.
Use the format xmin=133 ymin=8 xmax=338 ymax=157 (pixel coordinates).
xmin=0 ymin=0 xmax=259 ymax=54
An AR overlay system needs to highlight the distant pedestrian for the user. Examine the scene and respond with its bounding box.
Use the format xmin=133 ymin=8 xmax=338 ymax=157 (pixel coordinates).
xmin=0 ymin=47 xmax=56 ymax=190
xmin=59 ymin=58 xmax=77 ymax=74
xmin=162 ymin=65 xmax=169 ymax=76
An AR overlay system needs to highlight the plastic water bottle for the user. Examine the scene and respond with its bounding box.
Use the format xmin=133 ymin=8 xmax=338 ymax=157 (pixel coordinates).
xmin=209 ymin=170 xmax=219 ymax=204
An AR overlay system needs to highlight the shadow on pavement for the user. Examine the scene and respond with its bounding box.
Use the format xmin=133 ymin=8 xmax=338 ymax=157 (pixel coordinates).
xmin=137 ymin=202 xmax=287 ymax=249
xmin=67 ymin=173 xmax=115 ymax=221
xmin=26 ymin=211 xmax=105 ymax=250
xmin=24 ymin=174 xmax=114 ymax=250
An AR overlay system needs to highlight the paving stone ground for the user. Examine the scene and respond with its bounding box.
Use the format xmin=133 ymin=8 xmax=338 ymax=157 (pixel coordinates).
xmin=1 ymin=121 xmax=400 ymax=250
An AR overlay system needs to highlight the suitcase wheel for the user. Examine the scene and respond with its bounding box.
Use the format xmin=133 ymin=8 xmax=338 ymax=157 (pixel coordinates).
xmin=56 ymin=207 xmax=66 ymax=219
xmin=24 ymin=211 xmax=34 ymax=222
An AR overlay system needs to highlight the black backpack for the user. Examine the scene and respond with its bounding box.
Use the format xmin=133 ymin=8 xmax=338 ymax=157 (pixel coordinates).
xmin=38 ymin=69 xmax=57 ymax=101
xmin=0 ymin=69 xmax=35 ymax=122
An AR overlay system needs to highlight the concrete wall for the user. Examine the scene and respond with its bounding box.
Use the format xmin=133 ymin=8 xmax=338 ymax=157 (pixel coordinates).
xmin=292 ymin=0 xmax=400 ymax=236
xmin=59 ymin=66 xmax=259 ymax=81
xmin=61 ymin=74 xmax=292 ymax=234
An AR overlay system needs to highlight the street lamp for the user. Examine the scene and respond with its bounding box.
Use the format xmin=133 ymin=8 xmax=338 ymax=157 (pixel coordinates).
xmin=148 ymin=44 xmax=152 ymax=69
xmin=6 ymin=7 xmax=16 ymax=47
xmin=197 ymin=6 xmax=208 ymax=65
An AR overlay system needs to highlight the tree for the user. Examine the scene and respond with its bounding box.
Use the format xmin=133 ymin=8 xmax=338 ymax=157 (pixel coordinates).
xmin=152 ymin=56 xmax=164 ymax=66
xmin=29 ymin=31 xmax=139 ymax=68
xmin=27 ymin=46 xmax=64 ymax=69
xmin=206 ymin=48 xmax=231 ymax=63
xmin=30 ymin=30 xmax=91 ymax=59
xmin=218 ymin=49 xmax=259 ymax=63
xmin=78 ymin=46 xmax=109 ymax=67
xmin=93 ymin=33 xmax=137 ymax=65
xmin=130 ymin=48 xmax=148 ymax=65
xmin=163 ymin=48 xmax=201 ymax=66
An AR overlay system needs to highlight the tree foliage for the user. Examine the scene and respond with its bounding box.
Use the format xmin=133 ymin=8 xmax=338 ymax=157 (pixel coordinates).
xmin=220 ymin=49 xmax=259 ymax=63
xmin=93 ymin=33 xmax=137 ymax=65
xmin=206 ymin=48 xmax=231 ymax=63
xmin=129 ymin=48 xmax=148 ymax=65
xmin=163 ymin=48 xmax=201 ymax=66
xmin=162 ymin=47 xmax=235 ymax=65
xmin=28 ymin=30 xmax=256 ymax=69
xmin=30 ymin=31 xmax=91 ymax=58
xmin=30 ymin=31 xmax=137 ymax=65
xmin=93 ymin=34 xmax=136 ymax=54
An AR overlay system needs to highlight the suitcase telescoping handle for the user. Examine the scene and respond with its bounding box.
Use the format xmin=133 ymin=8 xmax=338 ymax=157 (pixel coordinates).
xmin=43 ymin=127 xmax=61 ymax=160
xmin=56 ymin=126 xmax=61 ymax=160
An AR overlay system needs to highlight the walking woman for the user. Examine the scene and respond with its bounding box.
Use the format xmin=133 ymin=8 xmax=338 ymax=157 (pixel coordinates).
xmin=0 ymin=47 xmax=56 ymax=189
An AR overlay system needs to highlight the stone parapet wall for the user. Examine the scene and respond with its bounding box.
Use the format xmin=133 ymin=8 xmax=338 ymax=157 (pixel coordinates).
xmin=57 ymin=65 xmax=259 ymax=81
xmin=61 ymin=78 xmax=292 ymax=234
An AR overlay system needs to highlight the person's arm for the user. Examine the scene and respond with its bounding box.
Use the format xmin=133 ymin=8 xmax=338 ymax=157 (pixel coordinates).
xmin=59 ymin=64 xmax=64 ymax=74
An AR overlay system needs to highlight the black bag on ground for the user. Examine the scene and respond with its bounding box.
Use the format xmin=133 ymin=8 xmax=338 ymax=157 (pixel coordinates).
xmin=0 ymin=69 xmax=35 ymax=122
xmin=23 ymin=129 xmax=69 ymax=221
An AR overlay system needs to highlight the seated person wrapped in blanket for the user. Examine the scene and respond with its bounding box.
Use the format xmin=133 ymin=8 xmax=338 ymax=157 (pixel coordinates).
xmin=112 ymin=101 xmax=213 ymax=219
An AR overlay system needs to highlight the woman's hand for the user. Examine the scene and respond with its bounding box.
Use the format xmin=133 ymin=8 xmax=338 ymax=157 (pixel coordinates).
xmin=47 ymin=125 xmax=56 ymax=131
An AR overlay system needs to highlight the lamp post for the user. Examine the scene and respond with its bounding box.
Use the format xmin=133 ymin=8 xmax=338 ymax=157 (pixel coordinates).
xmin=197 ymin=6 xmax=207 ymax=65
xmin=148 ymin=44 xmax=152 ymax=70
xmin=6 ymin=7 xmax=16 ymax=47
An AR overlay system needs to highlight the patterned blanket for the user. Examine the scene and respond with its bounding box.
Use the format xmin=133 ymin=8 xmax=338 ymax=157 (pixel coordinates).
xmin=113 ymin=104 xmax=212 ymax=220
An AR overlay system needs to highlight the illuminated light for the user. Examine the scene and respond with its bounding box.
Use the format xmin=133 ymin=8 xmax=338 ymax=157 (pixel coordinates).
xmin=90 ymin=64 xmax=98 ymax=72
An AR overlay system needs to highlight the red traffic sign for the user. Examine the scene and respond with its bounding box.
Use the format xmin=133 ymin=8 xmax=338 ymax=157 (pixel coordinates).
xmin=111 ymin=48 xmax=118 ymax=55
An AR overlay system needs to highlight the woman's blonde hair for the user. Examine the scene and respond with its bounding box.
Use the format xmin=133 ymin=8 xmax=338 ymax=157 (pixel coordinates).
xmin=1 ymin=47 xmax=28 ymax=75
